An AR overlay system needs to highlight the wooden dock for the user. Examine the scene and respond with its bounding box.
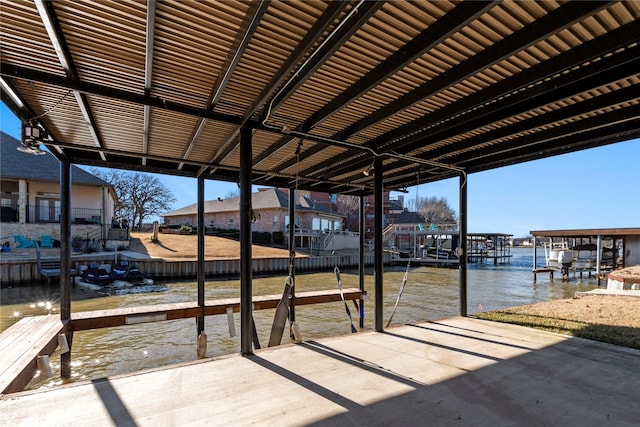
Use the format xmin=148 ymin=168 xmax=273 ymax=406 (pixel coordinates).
xmin=0 ymin=316 xmax=67 ymax=394
xmin=0 ymin=288 xmax=362 ymax=393
xmin=2 ymin=317 xmax=639 ymax=425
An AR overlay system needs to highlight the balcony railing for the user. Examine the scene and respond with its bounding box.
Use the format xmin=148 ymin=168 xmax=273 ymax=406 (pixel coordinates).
xmin=0 ymin=205 xmax=103 ymax=224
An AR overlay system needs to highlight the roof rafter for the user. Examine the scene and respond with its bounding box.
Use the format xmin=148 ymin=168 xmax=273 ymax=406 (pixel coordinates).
xmin=35 ymin=0 xmax=107 ymax=161
xmin=212 ymin=1 xmax=352 ymax=172
xmin=186 ymin=0 xmax=271 ymax=174
xmin=270 ymin=1 xmax=496 ymax=176
xmin=312 ymin=17 xmax=639 ymax=181
xmin=252 ymin=1 xmax=384 ymax=173
xmin=419 ymin=66 xmax=640 ymax=161
xmin=344 ymin=1 xmax=614 ymax=141
xmin=398 ymin=49 xmax=640 ymax=160
xmin=459 ymin=112 xmax=640 ymax=173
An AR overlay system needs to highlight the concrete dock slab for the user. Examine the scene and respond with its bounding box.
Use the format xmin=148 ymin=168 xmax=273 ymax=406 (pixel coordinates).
xmin=2 ymin=317 xmax=639 ymax=426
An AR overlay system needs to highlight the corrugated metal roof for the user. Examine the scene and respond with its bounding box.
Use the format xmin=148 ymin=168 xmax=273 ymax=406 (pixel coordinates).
xmin=1 ymin=0 xmax=639 ymax=195
xmin=530 ymin=228 xmax=640 ymax=237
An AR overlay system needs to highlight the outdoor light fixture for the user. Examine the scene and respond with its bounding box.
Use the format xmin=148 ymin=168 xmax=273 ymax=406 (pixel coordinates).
xmin=23 ymin=122 xmax=44 ymax=140
xmin=17 ymin=144 xmax=47 ymax=155
xmin=362 ymin=161 xmax=375 ymax=176
xmin=18 ymin=121 xmax=47 ymax=155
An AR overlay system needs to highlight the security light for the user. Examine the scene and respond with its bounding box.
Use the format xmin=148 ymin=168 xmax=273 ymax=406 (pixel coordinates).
xmin=18 ymin=122 xmax=47 ymax=155
xmin=362 ymin=161 xmax=374 ymax=176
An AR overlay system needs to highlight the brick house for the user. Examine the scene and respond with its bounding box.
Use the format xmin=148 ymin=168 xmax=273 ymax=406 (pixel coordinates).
xmin=163 ymin=187 xmax=348 ymax=250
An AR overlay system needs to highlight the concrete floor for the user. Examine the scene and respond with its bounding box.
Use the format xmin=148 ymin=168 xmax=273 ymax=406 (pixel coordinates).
xmin=2 ymin=317 xmax=639 ymax=426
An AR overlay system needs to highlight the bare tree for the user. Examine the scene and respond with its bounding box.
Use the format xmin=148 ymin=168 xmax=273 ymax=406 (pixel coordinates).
xmin=89 ymin=169 xmax=129 ymax=220
xmin=416 ymin=196 xmax=457 ymax=225
xmin=225 ymin=188 xmax=240 ymax=199
xmin=336 ymin=194 xmax=360 ymax=231
xmin=91 ymin=169 xmax=176 ymax=229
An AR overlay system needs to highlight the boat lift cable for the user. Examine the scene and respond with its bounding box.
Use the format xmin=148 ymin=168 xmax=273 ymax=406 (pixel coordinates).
xmin=335 ymin=266 xmax=357 ymax=333
xmin=386 ymin=260 xmax=410 ymax=328
xmin=289 ymin=141 xmax=302 ymax=341
xmin=267 ymin=142 xmax=302 ymax=347
xmin=386 ymin=171 xmax=419 ymax=328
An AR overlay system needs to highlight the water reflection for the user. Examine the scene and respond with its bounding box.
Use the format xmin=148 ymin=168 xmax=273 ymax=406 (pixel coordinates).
xmin=1 ymin=248 xmax=599 ymax=390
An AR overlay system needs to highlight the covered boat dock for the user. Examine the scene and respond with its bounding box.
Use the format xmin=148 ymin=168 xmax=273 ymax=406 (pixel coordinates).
xmin=530 ymin=228 xmax=640 ymax=281
xmin=1 ymin=1 xmax=640 ymax=422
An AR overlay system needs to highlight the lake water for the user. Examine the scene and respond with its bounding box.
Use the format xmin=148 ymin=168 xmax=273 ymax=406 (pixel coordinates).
xmin=1 ymin=247 xmax=600 ymax=390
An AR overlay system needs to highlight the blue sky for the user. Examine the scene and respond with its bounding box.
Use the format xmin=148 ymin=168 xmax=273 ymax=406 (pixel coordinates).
xmin=2 ymin=102 xmax=638 ymax=237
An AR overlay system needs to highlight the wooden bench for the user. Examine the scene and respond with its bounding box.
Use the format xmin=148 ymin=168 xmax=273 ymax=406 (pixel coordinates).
xmin=0 ymin=316 xmax=67 ymax=395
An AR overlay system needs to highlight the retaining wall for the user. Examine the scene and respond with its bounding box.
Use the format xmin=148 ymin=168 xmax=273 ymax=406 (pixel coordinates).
xmin=1 ymin=253 xmax=382 ymax=285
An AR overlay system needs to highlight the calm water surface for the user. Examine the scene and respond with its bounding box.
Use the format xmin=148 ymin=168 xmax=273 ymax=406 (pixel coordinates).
xmin=1 ymin=248 xmax=599 ymax=390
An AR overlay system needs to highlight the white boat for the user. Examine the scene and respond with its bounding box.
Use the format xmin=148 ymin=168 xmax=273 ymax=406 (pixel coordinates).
xmin=543 ymin=241 xmax=614 ymax=271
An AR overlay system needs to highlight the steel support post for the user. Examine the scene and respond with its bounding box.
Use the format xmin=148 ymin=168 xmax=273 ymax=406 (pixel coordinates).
xmin=239 ymin=126 xmax=253 ymax=355
xmin=374 ymin=157 xmax=384 ymax=331
xmin=359 ymin=194 xmax=365 ymax=328
xmin=459 ymin=171 xmax=468 ymax=317
xmin=197 ymin=175 xmax=205 ymax=336
xmin=60 ymin=159 xmax=72 ymax=378
xmin=288 ymin=186 xmax=296 ymax=333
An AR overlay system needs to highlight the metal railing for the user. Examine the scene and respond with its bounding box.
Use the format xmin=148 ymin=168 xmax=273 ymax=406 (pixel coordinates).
xmin=21 ymin=205 xmax=102 ymax=224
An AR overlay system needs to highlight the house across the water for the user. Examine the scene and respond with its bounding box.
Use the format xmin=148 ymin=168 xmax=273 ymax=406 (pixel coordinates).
xmin=0 ymin=131 xmax=118 ymax=249
xmin=162 ymin=187 xmax=355 ymax=252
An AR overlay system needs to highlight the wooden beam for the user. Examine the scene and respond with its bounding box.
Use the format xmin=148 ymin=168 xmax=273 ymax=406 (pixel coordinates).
xmin=70 ymin=289 xmax=363 ymax=331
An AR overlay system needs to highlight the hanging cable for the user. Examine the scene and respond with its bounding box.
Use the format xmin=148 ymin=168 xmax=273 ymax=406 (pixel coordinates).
xmin=335 ymin=265 xmax=357 ymax=333
xmin=386 ymin=171 xmax=419 ymax=327
xmin=288 ymin=139 xmax=303 ymax=340
xmin=30 ymin=90 xmax=72 ymax=121
xmin=268 ymin=141 xmax=304 ymax=346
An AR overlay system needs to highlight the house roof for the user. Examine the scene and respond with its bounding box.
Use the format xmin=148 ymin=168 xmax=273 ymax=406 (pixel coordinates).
xmin=1 ymin=2 xmax=639 ymax=195
xmin=164 ymin=188 xmax=341 ymax=218
xmin=0 ymin=131 xmax=109 ymax=186
xmin=530 ymin=228 xmax=640 ymax=238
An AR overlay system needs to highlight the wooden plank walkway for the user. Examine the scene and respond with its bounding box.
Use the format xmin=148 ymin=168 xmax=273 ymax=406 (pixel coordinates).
xmin=2 ymin=317 xmax=639 ymax=425
xmin=0 ymin=316 xmax=67 ymax=394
